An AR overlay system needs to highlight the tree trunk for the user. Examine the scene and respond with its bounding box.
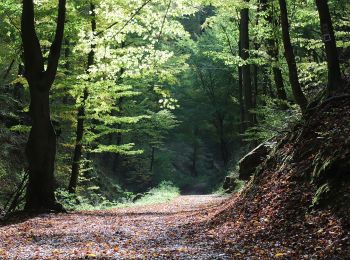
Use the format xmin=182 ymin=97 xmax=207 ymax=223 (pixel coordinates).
xmin=279 ymin=0 xmax=308 ymax=111
xmin=68 ymin=88 xmax=88 ymax=193
xmin=240 ymin=2 xmax=254 ymax=127
xmin=238 ymin=41 xmax=245 ymax=134
xmin=273 ymin=67 xmax=287 ymax=100
xmin=21 ymin=0 xmax=66 ymax=211
xmin=69 ymin=2 xmax=96 ymax=193
xmin=217 ymin=115 xmax=229 ymax=166
xmin=13 ymin=61 xmax=25 ymax=101
xmin=191 ymin=127 xmax=199 ymax=176
xmin=25 ymin=87 xmax=58 ymax=210
xmin=191 ymin=143 xmax=198 ymax=177
xmin=112 ymin=127 xmax=123 ymax=172
xmin=260 ymin=0 xmax=287 ymax=101
xmin=315 ymin=0 xmax=343 ymax=94
xmin=150 ymin=147 xmax=155 ymax=172
xmin=252 ymin=63 xmax=258 ymax=124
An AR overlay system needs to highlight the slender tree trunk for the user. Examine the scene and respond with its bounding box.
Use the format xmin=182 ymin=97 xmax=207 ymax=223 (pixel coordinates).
xmin=315 ymin=0 xmax=343 ymax=94
xmin=191 ymin=127 xmax=199 ymax=176
xmin=21 ymin=0 xmax=66 ymax=211
xmin=69 ymin=3 xmax=96 ymax=193
xmin=252 ymin=63 xmax=258 ymax=124
xmin=112 ymin=126 xmax=123 ymax=172
xmin=270 ymin=31 xmax=287 ymax=100
xmin=240 ymin=2 xmax=254 ymax=127
xmin=13 ymin=61 xmax=25 ymax=101
xmin=273 ymin=67 xmax=287 ymax=100
xmin=260 ymin=0 xmax=287 ymax=100
xmin=150 ymin=147 xmax=155 ymax=172
xmin=191 ymin=143 xmax=198 ymax=177
xmin=279 ymin=0 xmax=308 ymax=111
xmin=238 ymin=41 xmax=245 ymax=133
xmin=217 ymin=115 xmax=229 ymax=166
xmin=69 ymin=88 xmax=88 ymax=193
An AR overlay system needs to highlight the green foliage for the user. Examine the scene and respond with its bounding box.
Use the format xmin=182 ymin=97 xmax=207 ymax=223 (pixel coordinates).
xmin=244 ymin=96 xmax=301 ymax=142
xmin=1 ymin=0 xmax=349 ymax=211
xmin=0 ymin=123 xmax=26 ymax=209
xmin=132 ymin=181 xmax=180 ymax=206
xmin=311 ymin=183 xmax=330 ymax=208
xmin=55 ymin=188 xmax=121 ymax=211
xmin=56 ymin=181 xmax=180 ymax=211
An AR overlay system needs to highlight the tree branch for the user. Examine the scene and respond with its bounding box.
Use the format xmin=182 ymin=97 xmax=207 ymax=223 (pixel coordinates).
xmin=220 ymin=25 xmax=236 ymax=56
xmin=46 ymin=0 xmax=67 ymax=86
xmin=95 ymin=0 xmax=152 ymax=37
xmin=21 ymin=0 xmax=44 ymax=80
xmin=2 ymin=59 xmax=15 ymax=80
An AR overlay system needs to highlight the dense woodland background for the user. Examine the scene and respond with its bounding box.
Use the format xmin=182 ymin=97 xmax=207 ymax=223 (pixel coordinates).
xmin=0 ymin=0 xmax=349 ymax=213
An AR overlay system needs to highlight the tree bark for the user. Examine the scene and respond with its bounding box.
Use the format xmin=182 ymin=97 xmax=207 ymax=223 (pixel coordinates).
xmin=279 ymin=0 xmax=308 ymax=111
xmin=112 ymin=125 xmax=123 ymax=172
xmin=315 ymin=0 xmax=343 ymax=94
xmin=216 ymin=114 xmax=229 ymax=166
xmin=190 ymin=127 xmax=199 ymax=176
xmin=260 ymin=0 xmax=287 ymax=100
xmin=150 ymin=147 xmax=155 ymax=172
xmin=25 ymin=88 xmax=58 ymax=210
xmin=238 ymin=41 xmax=245 ymax=133
xmin=21 ymin=0 xmax=66 ymax=211
xmin=69 ymin=2 xmax=96 ymax=193
xmin=273 ymin=66 xmax=287 ymax=100
xmin=240 ymin=2 xmax=254 ymax=127
xmin=252 ymin=62 xmax=258 ymax=124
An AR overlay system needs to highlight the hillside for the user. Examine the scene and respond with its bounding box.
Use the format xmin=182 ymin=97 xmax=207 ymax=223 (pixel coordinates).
xmin=202 ymin=93 xmax=350 ymax=258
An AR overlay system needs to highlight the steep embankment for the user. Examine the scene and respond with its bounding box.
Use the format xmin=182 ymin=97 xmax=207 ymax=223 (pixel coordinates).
xmin=205 ymin=94 xmax=350 ymax=259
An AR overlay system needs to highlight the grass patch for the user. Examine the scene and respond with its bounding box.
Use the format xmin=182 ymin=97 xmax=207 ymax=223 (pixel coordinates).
xmin=132 ymin=181 xmax=180 ymax=206
xmin=56 ymin=181 xmax=180 ymax=211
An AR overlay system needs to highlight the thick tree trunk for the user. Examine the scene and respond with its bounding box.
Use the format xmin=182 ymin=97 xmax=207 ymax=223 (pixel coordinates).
xmin=240 ymin=3 xmax=254 ymax=127
xmin=69 ymin=2 xmax=96 ymax=193
xmin=21 ymin=0 xmax=66 ymax=211
xmin=315 ymin=0 xmax=343 ymax=94
xmin=279 ymin=0 xmax=308 ymax=111
xmin=25 ymin=87 xmax=59 ymax=210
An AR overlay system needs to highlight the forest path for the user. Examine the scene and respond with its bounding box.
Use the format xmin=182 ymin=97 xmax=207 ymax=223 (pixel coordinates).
xmin=0 ymin=195 xmax=230 ymax=259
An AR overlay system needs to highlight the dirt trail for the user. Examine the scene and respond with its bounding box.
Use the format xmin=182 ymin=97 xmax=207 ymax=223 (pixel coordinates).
xmin=0 ymin=195 xmax=229 ymax=259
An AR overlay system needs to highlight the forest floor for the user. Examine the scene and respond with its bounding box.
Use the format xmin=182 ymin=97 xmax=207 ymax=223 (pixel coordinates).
xmin=0 ymin=195 xmax=231 ymax=259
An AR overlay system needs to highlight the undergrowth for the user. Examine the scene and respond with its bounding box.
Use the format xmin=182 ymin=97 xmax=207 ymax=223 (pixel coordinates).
xmin=56 ymin=181 xmax=180 ymax=211
xmin=132 ymin=181 xmax=180 ymax=206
